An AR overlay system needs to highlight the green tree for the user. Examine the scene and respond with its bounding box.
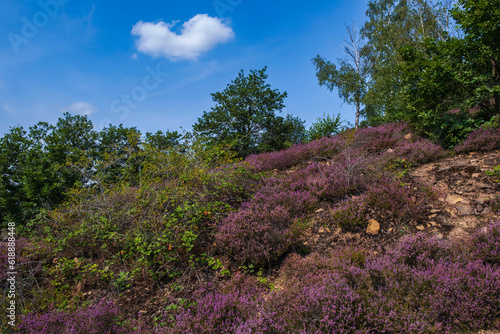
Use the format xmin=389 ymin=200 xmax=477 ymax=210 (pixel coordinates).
xmin=193 ymin=67 xmax=303 ymax=157
xmin=96 ymin=124 xmax=142 ymax=187
xmin=397 ymin=0 xmax=500 ymax=147
xmin=451 ymin=0 xmax=500 ymax=115
xmin=361 ymin=0 xmax=454 ymax=123
xmin=145 ymin=130 xmax=182 ymax=150
xmin=0 ymin=114 xmax=98 ymax=227
xmin=313 ymin=24 xmax=371 ymax=128
xmin=259 ymin=114 xmax=305 ymax=152
xmin=306 ymin=113 xmax=343 ymax=141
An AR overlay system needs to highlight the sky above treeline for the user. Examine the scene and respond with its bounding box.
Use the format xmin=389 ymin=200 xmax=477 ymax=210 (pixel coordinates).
xmin=0 ymin=0 xmax=369 ymax=136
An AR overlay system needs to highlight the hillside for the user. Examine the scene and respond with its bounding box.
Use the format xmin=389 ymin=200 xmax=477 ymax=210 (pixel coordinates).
xmin=2 ymin=123 xmax=500 ymax=333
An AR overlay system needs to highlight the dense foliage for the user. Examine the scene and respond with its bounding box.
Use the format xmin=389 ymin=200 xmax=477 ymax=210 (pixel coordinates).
xmin=193 ymin=67 xmax=305 ymax=157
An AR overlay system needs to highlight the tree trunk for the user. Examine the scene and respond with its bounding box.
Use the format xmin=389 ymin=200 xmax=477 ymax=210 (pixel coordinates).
xmin=355 ymin=101 xmax=360 ymax=129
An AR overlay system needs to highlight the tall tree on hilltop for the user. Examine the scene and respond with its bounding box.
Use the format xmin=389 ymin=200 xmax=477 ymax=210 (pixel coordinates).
xmin=361 ymin=0 xmax=456 ymax=123
xmin=193 ymin=67 xmax=304 ymax=157
xmin=313 ymin=24 xmax=371 ymax=128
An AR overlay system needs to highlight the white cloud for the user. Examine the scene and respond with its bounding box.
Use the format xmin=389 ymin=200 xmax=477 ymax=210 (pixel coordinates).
xmin=61 ymin=101 xmax=98 ymax=116
xmin=131 ymin=53 xmax=138 ymax=59
xmin=131 ymin=14 xmax=234 ymax=60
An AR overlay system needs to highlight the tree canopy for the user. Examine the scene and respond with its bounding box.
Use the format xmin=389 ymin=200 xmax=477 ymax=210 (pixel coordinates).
xmin=193 ymin=67 xmax=304 ymax=157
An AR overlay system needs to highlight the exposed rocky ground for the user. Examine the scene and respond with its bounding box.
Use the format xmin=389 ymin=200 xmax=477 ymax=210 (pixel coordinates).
xmin=299 ymin=149 xmax=500 ymax=258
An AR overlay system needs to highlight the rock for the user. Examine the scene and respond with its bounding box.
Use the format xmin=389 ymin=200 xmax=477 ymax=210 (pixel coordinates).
xmin=404 ymin=133 xmax=413 ymax=141
xmin=318 ymin=227 xmax=325 ymax=234
xmin=366 ymin=219 xmax=380 ymax=235
xmin=482 ymin=207 xmax=492 ymax=215
xmin=472 ymin=173 xmax=480 ymax=178
xmin=315 ymin=208 xmax=325 ymax=213
xmin=457 ymin=205 xmax=473 ymax=216
xmin=477 ymin=182 xmax=492 ymax=189
xmin=429 ymin=221 xmax=437 ymax=227
xmin=446 ymin=194 xmax=464 ymax=204
xmin=387 ymin=148 xmax=394 ymax=153
xmin=416 ymin=225 xmax=425 ymax=231
xmin=476 ymin=204 xmax=484 ymax=212
xmin=435 ymin=233 xmax=444 ymax=240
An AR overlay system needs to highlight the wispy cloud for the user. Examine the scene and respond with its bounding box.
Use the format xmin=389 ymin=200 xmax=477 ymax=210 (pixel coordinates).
xmin=61 ymin=101 xmax=98 ymax=116
xmin=2 ymin=104 xmax=17 ymax=115
xmin=131 ymin=14 xmax=234 ymax=60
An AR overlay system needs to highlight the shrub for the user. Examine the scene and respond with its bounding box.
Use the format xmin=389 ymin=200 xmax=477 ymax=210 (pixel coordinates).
xmin=469 ymin=220 xmax=500 ymax=266
xmin=389 ymin=233 xmax=452 ymax=269
xmin=215 ymin=189 xmax=317 ymax=266
xmin=245 ymin=135 xmax=344 ymax=172
xmin=332 ymin=178 xmax=430 ymax=230
xmin=19 ymin=299 xmax=128 ymax=334
xmin=171 ymin=227 xmax=500 ymax=333
xmin=172 ymin=275 xmax=267 ymax=334
xmin=455 ymin=127 xmax=500 ymax=153
xmin=390 ymin=139 xmax=447 ymax=165
xmin=353 ymin=122 xmax=409 ymax=153
xmin=259 ymin=274 xmax=365 ymax=333
xmin=305 ymin=112 xmax=343 ymax=141
xmin=274 ymin=155 xmax=372 ymax=201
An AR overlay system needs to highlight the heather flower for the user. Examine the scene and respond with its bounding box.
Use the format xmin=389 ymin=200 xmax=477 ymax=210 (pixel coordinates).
xmin=19 ymin=299 xmax=127 ymax=334
xmin=455 ymin=127 xmax=500 ymax=153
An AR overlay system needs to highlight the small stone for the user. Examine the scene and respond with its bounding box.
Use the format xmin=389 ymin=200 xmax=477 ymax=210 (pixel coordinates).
xmin=416 ymin=225 xmax=425 ymax=231
xmin=482 ymin=207 xmax=492 ymax=215
xmin=366 ymin=219 xmax=380 ymax=235
xmin=404 ymin=133 xmax=413 ymax=141
xmin=435 ymin=233 xmax=444 ymax=240
xmin=315 ymin=208 xmax=325 ymax=213
xmin=477 ymin=182 xmax=492 ymax=189
xmin=318 ymin=227 xmax=325 ymax=234
xmin=303 ymin=241 xmax=309 ymax=245
xmin=427 ymin=223 xmax=432 ymax=228
xmin=446 ymin=194 xmax=464 ymax=204
xmin=429 ymin=221 xmax=437 ymax=227
xmin=410 ymin=196 xmax=417 ymax=204
xmin=387 ymin=148 xmax=394 ymax=153
xmin=472 ymin=173 xmax=480 ymax=178
xmin=457 ymin=205 xmax=473 ymax=216
xmin=476 ymin=204 xmax=484 ymax=212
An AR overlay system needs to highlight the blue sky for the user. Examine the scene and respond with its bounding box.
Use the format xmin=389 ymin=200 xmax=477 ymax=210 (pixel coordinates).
xmin=0 ymin=0 xmax=369 ymax=136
